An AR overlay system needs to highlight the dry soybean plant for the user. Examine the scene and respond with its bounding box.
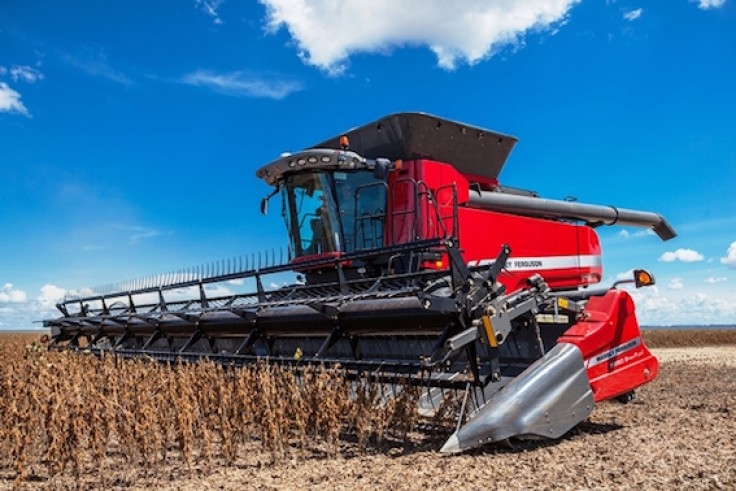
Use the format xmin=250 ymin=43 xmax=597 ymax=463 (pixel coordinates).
xmin=0 ymin=334 xmax=434 ymax=485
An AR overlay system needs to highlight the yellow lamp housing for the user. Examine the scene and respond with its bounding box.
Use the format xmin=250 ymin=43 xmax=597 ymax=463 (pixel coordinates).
xmin=633 ymin=269 xmax=655 ymax=288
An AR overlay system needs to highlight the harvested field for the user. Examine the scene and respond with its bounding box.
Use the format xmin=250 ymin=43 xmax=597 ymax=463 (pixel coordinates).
xmin=642 ymin=328 xmax=736 ymax=348
xmin=0 ymin=330 xmax=734 ymax=490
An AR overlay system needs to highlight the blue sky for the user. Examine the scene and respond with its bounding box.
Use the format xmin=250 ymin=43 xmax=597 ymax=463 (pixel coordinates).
xmin=1 ymin=0 xmax=734 ymax=329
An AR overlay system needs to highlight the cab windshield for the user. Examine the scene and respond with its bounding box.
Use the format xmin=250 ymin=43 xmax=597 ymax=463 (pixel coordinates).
xmin=281 ymin=170 xmax=387 ymax=259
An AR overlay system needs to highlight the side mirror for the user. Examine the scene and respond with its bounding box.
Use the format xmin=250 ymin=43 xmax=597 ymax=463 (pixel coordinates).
xmin=261 ymin=186 xmax=280 ymax=215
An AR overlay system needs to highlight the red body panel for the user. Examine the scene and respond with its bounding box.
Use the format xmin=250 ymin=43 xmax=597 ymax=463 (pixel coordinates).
xmin=387 ymin=159 xmax=467 ymax=245
xmin=459 ymin=208 xmax=602 ymax=291
xmin=558 ymin=290 xmax=659 ymax=402
xmin=387 ymin=159 xmax=603 ymax=291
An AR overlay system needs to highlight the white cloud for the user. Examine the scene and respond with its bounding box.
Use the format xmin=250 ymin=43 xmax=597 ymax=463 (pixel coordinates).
xmin=196 ymin=0 xmax=224 ymax=24
xmin=721 ymin=241 xmax=736 ymax=268
xmin=705 ymin=277 xmax=727 ymax=284
xmin=617 ymin=228 xmax=654 ymax=239
xmin=38 ymin=284 xmax=67 ymax=309
xmin=659 ymin=248 xmax=704 ymax=262
xmin=259 ymin=0 xmax=581 ymax=74
xmin=129 ymin=227 xmax=161 ymax=243
xmin=202 ymin=284 xmax=236 ymax=297
xmin=0 ymin=283 xmax=28 ymax=303
xmin=0 ymin=82 xmax=30 ymax=116
xmin=0 ymin=283 xmax=89 ymax=330
xmin=692 ymin=0 xmax=726 ymax=9
xmin=181 ymin=70 xmax=303 ymax=99
xmin=111 ymin=224 xmax=166 ymax=243
xmin=630 ymin=286 xmax=736 ymax=326
xmin=623 ymin=8 xmax=643 ymax=21
xmin=9 ymin=65 xmax=44 ymax=83
xmin=615 ymin=269 xmax=638 ymax=282
xmin=668 ymin=277 xmax=684 ymax=290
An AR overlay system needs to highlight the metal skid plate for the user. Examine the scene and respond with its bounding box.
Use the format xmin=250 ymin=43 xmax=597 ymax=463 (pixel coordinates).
xmin=441 ymin=342 xmax=594 ymax=453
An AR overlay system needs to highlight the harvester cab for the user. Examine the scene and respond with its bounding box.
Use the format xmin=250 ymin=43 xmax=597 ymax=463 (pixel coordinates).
xmin=45 ymin=112 xmax=676 ymax=454
xmin=258 ymin=147 xmax=390 ymax=279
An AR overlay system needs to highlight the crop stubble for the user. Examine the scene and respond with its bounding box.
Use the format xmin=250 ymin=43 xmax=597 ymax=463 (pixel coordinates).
xmin=0 ymin=331 xmax=734 ymax=490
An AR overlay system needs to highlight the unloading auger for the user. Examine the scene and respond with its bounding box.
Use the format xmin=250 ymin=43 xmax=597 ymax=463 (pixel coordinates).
xmin=45 ymin=112 xmax=675 ymax=453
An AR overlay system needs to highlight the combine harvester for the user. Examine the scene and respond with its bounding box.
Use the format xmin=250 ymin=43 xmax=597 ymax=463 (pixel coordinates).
xmin=46 ymin=113 xmax=676 ymax=453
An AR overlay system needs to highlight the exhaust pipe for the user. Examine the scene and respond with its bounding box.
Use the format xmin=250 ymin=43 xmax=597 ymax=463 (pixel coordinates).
xmin=468 ymin=190 xmax=676 ymax=241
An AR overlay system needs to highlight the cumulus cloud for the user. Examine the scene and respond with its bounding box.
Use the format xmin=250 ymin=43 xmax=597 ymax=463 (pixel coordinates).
xmin=705 ymin=277 xmax=727 ymax=284
xmin=692 ymin=0 xmax=726 ymax=9
xmin=181 ymin=70 xmax=302 ymax=99
xmin=623 ymin=8 xmax=643 ymax=20
xmin=617 ymin=228 xmax=654 ymax=239
xmin=0 ymin=283 xmax=78 ymax=330
xmin=629 ymin=286 xmax=736 ymax=326
xmin=0 ymin=283 xmax=28 ymax=303
xmin=668 ymin=277 xmax=684 ymax=290
xmin=259 ymin=0 xmax=580 ymax=74
xmin=659 ymin=248 xmax=704 ymax=262
xmin=0 ymin=82 xmax=30 ymax=116
xmin=38 ymin=284 xmax=68 ymax=309
xmin=721 ymin=241 xmax=736 ymax=268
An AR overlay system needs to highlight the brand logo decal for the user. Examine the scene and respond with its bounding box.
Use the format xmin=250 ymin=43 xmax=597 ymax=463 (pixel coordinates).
xmin=586 ymin=337 xmax=642 ymax=368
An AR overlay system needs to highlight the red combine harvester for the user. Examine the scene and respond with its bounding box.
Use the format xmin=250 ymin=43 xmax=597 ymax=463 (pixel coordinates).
xmin=46 ymin=113 xmax=676 ymax=453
